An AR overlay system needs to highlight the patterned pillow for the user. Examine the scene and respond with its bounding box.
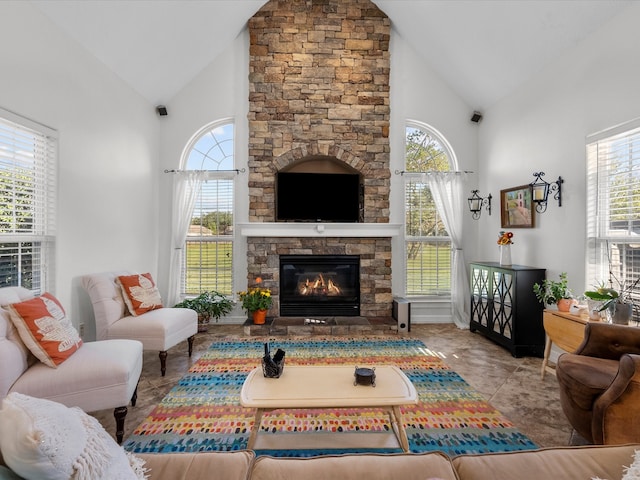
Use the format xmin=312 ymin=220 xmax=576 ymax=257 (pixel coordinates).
xmin=117 ymin=273 xmax=163 ymax=316
xmin=5 ymin=293 xmax=82 ymax=368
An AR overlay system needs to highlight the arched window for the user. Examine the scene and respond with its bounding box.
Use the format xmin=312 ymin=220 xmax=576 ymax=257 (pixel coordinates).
xmin=179 ymin=120 xmax=235 ymax=297
xmin=403 ymin=121 xmax=455 ymax=296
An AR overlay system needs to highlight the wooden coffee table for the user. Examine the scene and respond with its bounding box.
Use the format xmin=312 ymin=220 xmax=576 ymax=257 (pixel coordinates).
xmin=240 ymin=365 xmax=418 ymax=451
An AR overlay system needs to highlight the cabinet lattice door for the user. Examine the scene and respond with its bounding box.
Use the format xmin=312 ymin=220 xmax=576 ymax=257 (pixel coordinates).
xmin=470 ymin=262 xmax=545 ymax=357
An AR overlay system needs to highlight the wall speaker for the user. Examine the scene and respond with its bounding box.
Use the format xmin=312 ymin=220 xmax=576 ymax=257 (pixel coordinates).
xmin=156 ymin=105 xmax=168 ymax=116
xmin=392 ymin=297 xmax=411 ymax=333
xmin=470 ymin=111 xmax=483 ymax=123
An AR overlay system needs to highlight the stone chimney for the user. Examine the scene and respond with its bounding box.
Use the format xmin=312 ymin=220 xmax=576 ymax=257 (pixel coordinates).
xmin=245 ymin=0 xmax=393 ymax=318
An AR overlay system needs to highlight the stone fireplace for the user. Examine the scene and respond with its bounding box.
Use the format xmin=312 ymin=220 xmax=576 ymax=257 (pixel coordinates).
xmin=245 ymin=0 xmax=393 ymax=318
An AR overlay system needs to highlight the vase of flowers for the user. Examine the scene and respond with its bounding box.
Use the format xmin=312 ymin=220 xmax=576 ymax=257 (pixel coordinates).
xmin=497 ymin=231 xmax=514 ymax=266
xmin=238 ymin=278 xmax=273 ymax=324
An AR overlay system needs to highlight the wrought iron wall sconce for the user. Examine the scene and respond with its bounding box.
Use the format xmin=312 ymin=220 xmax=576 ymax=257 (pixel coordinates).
xmin=468 ymin=190 xmax=492 ymax=220
xmin=529 ymin=172 xmax=564 ymax=213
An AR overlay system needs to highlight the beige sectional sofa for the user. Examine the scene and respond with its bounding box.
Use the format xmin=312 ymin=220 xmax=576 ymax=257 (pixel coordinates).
xmin=1 ymin=415 xmax=637 ymax=478
xmin=131 ymin=444 xmax=640 ymax=480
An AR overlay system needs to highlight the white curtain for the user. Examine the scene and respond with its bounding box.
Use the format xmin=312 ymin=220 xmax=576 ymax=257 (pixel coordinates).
xmin=167 ymin=171 xmax=207 ymax=306
xmin=425 ymin=172 xmax=470 ymax=329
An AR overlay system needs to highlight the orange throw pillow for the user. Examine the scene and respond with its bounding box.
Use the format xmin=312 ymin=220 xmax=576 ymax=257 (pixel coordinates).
xmin=6 ymin=293 xmax=82 ymax=368
xmin=117 ymin=273 xmax=163 ymax=316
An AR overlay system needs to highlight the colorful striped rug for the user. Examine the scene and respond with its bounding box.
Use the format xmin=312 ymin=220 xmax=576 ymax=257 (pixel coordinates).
xmin=123 ymin=337 xmax=537 ymax=457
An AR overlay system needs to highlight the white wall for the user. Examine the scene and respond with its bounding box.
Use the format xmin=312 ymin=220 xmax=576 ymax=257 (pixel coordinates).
xmin=0 ymin=2 xmax=159 ymax=338
xmin=156 ymin=29 xmax=250 ymax=321
xmin=478 ymin=3 xmax=640 ymax=297
xmin=388 ymin=28 xmax=479 ymax=322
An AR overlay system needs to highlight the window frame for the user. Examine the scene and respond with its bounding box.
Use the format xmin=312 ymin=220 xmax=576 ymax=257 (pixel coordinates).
xmin=0 ymin=108 xmax=57 ymax=294
xmin=586 ymin=117 xmax=640 ymax=321
xmin=403 ymin=120 xmax=455 ymax=298
xmin=179 ymin=119 xmax=236 ymax=297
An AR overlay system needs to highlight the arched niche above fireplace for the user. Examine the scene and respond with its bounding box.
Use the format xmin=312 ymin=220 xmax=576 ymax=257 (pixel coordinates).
xmin=280 ymin=155 xmax=360 ymax=174
xmin=276 ymin=155 xmax=363 ymax=223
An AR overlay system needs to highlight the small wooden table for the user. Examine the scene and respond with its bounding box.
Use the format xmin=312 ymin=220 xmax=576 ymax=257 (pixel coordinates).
xmin=541 ymin=309 xmax=594 ymax=379
xmin=240 ymin=365 xmax=418 ymax=451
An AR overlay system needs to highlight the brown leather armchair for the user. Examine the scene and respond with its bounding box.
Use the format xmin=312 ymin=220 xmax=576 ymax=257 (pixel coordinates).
xmin=556 ymin=322 xmax=640 ymax=444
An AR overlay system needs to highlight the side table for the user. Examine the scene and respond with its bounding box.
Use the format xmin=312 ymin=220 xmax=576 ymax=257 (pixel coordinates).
xmin=541 ymin=309 xmax=593 ymax=379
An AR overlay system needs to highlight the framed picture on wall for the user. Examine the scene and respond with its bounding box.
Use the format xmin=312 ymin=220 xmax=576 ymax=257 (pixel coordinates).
xmin=500 ymin=185 xmax=534 ymax=228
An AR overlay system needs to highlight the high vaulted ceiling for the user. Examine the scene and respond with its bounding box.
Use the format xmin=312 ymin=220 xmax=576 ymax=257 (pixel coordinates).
xmin=30 ymin=0 xmax=633 ymax=110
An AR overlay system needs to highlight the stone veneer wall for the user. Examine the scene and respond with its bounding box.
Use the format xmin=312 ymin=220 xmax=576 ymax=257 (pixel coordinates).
xmin=247 ymin=0 xmax=392 ymax=317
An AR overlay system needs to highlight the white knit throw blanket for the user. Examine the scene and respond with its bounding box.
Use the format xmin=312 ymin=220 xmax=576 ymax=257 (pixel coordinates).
xmin=593 ymin=450 xmax=640 ymax=480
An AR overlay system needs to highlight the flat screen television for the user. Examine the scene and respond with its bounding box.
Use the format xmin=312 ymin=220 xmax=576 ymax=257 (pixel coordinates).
xmin=276 ymin=172 xmax=361 ymax=222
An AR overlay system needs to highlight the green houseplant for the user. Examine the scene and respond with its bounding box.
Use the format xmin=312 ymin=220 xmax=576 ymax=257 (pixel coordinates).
xmin=174 ymin=290 xmax=233 ymax=332
xmin=584 ymin=283 xmax=621 ymax=311
xmin=533 ymin=272 xmax=574 ymax=312
xmin=584 ymin=278 xmax=638 ymax=324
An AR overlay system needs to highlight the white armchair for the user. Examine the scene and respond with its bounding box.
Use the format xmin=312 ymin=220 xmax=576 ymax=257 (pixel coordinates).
xmin=81 ymin=271 xmax=198 ymax=376
xmin=0 ymin=286 xmax=142 ymax=444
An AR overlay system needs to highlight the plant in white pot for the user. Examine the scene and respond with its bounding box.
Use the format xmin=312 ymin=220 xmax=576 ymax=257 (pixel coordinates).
xmin=584 ymin=278 xmax=638 ymax=325
xmin=533 ymin=272 xmax=574 ymax=312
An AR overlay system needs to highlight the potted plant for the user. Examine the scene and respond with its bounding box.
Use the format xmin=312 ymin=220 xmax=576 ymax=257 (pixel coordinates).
xmin=533 ymin=272 xmax=574 ymax=312
xmin=237 ymin=280 xmax=273 ymax=325
xmin=584 ymin=278 xmax=638 ymax=324
xmin=174 ymin=290 xmax=233 ymax=332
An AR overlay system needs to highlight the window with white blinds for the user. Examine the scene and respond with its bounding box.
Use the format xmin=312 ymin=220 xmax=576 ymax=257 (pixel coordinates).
xmin=586 ymin=118 xmax=640 ymax=319
xmin=181 ymin=121 xmax=234 ymax=296
xmin=0 ymin=108 xmax=57 ymax=294
xmin=404 ymin=122 xmax=452 ymax=296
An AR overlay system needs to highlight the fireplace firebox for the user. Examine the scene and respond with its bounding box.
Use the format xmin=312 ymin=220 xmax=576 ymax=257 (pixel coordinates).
xmin=279 ymin=255 xmax=360 ymax=316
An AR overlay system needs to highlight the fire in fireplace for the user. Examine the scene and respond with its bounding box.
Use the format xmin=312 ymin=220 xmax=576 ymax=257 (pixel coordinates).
xmin=279 ymin=255 xmax=360 ymax=316
xmin=298 ymin=274 xmax=342 ymax=296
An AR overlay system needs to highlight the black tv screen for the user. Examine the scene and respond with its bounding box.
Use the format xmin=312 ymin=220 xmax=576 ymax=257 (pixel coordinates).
xmin=276 ymin=172 xmax=361 ymax=222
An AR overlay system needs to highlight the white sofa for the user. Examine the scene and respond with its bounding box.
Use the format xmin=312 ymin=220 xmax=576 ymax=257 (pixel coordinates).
xmin=0 ymin=286 xmax=142 ymax=443
xmin=81 ymin=271 xmax=197 ymax=376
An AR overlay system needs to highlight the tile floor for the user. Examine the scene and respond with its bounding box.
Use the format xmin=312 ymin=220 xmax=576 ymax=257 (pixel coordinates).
xmin=93 ymin=323 xmax=575 ymax=448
